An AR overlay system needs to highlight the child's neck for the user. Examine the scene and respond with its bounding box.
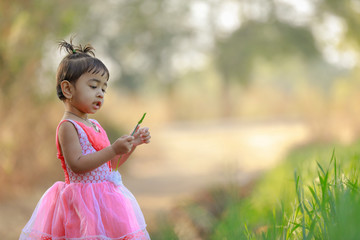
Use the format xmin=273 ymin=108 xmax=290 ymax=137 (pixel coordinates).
xmin=65 ymin=111 xmax=88 ymax=121
xmin=64 ymin=103 xmax=88 ymax=120
xmin=63 ymin=110 xmax=99 ymax=132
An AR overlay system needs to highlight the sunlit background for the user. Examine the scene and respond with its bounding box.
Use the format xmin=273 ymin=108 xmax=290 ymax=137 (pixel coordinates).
xmin=2 ymin=0 xmax=360 ymax=239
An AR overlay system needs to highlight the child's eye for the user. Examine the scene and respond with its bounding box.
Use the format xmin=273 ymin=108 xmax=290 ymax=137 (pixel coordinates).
xmin=102 ymin=89 xmax=107 ymax=93
xmin=90 ymin=86 xmax=97 ymax=89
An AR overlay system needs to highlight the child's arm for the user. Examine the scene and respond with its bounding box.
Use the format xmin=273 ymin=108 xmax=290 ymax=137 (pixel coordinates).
xmin=110 ymin=126 xmax=151 ymax=169
xmin=58 ymin=121 xmax=134 ymax=173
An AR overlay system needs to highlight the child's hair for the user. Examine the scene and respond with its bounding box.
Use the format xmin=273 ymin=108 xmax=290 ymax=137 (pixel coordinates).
xmin=56 ymin=38 xmax=110 ymax=100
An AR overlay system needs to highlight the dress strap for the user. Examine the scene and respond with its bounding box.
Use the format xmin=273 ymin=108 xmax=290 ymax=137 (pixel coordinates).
xmin=56 ymin=119 xmax=92 ymax=157
xmin=56 ymin=119 xmax=85 ymax=151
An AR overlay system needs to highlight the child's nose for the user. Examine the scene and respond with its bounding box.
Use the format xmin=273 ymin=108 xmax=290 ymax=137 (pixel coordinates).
xmin=97 ymin=90 xmax=104 ymax=98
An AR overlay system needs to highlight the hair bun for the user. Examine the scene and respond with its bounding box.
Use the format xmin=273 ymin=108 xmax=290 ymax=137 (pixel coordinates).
xmin=75 ymin=43 xmax=95 ymax=56
xmin=58 ymin=37 xmax=95 ymax=56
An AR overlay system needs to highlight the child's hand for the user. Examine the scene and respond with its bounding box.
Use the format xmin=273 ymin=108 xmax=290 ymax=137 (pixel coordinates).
xmin=111 ymin=135 xmax=134 ymax=155
xmin=133 ymin=127 xmax=151 ymax=146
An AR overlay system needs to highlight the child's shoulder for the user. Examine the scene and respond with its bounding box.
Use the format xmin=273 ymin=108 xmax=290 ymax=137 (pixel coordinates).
xmin=58 ymin=120 xmax=78 ymax=135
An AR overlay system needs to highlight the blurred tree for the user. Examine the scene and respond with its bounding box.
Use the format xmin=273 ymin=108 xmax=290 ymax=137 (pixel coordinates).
xmin=318 ymin=0 xmax=360 ymax=45
xmin=0 ymin=0 xmax=84 ymax=98
xmin=61 ymin=0 xmax=360 ymax=119
xmin=79 ymin=0 xmax=193 ymax=94
xmin=215 ymin=20 xmax=322 ymax=115
xmin=0 ymin=0 xmax=87 ymax=192
xmin=210 ymin=0 xmax=345 ymax=117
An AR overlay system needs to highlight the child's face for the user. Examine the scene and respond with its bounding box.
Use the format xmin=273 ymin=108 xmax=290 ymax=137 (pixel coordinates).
xmin=71 ymin=72 xmax=108 ymax=114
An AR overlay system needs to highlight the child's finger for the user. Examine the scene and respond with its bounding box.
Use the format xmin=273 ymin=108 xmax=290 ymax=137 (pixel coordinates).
xmin=140 ymin=127 xmax=149 ymax=133
xmin=140 ymin=134 xmax=150 ymax=141
xmin=126 ymin=136 xmax=134 ymax=142
xmin=142 ymin=135 xmax=151 ymax=143
xmin=140 ymin=131 xmax=149 ymax=136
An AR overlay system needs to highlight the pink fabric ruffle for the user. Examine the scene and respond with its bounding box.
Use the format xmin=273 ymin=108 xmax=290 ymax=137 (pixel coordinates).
xmin=20 ymin=181 xmax=149 ymax=240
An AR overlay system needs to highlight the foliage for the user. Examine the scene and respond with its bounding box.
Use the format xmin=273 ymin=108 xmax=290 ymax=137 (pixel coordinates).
xmin=0 ymin=0 xmax=84 ymax=97
xmin=0 ymin=0 xmax=88 ymax=193
xmin=78 ymin=0 xmax=194 ymax=92
xmin=215 ymin=20 xmax=322 ymax=86
xmin=149 ymin=214 xmax=178 ymax=240
xmin=151 ymin=141 xmax=360 ymax=239
xmin=213 ymin=0 xmax=360 ymax=89
xmin=318 ymin=0 xmax=360 ymax=45
xmin=212 ymin=142 xmax=360 ymax=239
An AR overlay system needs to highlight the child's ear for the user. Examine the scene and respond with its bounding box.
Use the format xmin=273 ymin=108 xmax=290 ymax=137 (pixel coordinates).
xmin=61 ymin=80 xmax=74 ymax=100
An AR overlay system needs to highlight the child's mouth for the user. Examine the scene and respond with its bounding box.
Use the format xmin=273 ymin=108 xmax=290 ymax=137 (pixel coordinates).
xmin=94 ymin=101 xmax=102 ymax=109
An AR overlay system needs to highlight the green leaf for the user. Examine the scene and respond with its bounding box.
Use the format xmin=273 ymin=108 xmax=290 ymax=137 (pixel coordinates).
xmin=138 ymin=112 xmax=147 ymax=124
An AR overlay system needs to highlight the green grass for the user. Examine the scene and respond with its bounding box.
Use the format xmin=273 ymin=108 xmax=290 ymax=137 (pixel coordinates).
xmin=151 ymin=140 xmax=360 ymax=239
xmin=212 ymin=142 xmax=360 ymax=239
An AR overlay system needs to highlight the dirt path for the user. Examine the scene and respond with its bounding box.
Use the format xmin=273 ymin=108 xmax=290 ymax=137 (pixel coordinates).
xmin=1 ymin=120 xmax=311 ymax=239
xmin=122 ymin=120 xmax=311 ymax=221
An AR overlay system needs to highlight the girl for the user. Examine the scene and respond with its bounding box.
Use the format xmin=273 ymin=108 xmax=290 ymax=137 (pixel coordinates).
xmin=20 ymin=39 xmax=151 ymax=240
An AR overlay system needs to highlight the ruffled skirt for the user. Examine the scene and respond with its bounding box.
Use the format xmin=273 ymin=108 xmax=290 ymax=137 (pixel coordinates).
xmin=20 ymin=180 xmax=150 ymax=240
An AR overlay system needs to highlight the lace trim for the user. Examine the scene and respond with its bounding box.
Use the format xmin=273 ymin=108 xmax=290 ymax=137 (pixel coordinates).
xmin=20 ymin=227 xmax=149 ymax=240
xmin=107 ymin=171 xmax=123 ymax=186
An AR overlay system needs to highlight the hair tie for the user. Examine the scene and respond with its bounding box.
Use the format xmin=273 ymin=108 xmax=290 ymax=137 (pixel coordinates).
xmin=72 ymin=49 xmax=76 ymax=54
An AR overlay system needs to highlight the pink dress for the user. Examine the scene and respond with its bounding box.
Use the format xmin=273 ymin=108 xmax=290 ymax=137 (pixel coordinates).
xmin=20 ymin=119 xmax=150 ymax=240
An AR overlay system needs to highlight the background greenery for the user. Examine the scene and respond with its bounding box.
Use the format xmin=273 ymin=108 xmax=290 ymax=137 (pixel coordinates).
xmin=158 ymin=141 xmax=360 ymax=239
